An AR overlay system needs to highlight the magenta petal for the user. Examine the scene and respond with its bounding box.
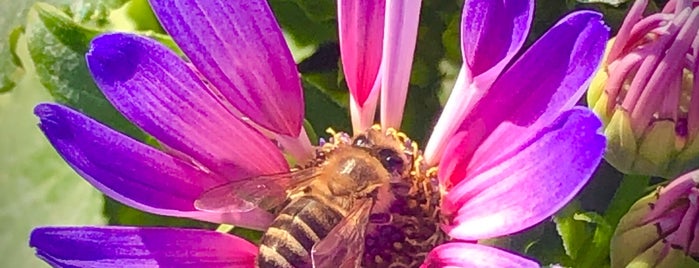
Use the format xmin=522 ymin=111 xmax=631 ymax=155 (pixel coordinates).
xmin=35 ymin=103 xmax=273 ymax=230
xmin=422 ymin=242 xmax=538 ymax=268
xmin=449 ymin=11 xmax=609 ymax=171
xmin=461 ymin=0 xmax=533 ymax=87
xmin=87 ymin=33 xmax=288 ymax=180
xmin=149 ymin=0 xmax=303 ymax=136
xmin=338 ymin=0 xmax=384 ymax=106
xmin=443 ymin=108 xmax=605 ymax=240
xmin=30 ymin=226 xmax=257 ymax=267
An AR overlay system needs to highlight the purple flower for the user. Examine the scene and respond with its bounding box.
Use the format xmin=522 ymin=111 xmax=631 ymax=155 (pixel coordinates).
xmin=30 ymin=0 xmax=608 ymax=267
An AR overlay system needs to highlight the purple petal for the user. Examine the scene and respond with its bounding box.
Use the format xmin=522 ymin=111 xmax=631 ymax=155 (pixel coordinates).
xmin=30 ymin=226 xmax=257 ymax=267
xmin=338 ymin=0 xmax=384 ymax=106
xmin=149 ymin=0 xmax=303 ymax=136
xmin=442 ymin=108 xmax=605 ymax=240
xmin=35 ymin=103 xmax=273 ymax=230
xmin=422 ymin=242 xmax=538 ymax=268
xmin=445 ymin=11 xmax=609 ymax=171
xmin=424 ymin=0 xmax=532 ymax=165
xmin=461 ymin=0 xmax=533 ymax=87
xmin=379 ymin=0 xmax=422 ymax=129
xmin=87 ymin=33 xmax=288 ymax=180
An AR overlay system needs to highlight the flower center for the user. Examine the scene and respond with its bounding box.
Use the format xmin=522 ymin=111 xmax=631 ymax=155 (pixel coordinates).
xmin=314 ymin=127 xmax=447 ymax=267
xmin=362 ymin=165 xmax=446 ymax=267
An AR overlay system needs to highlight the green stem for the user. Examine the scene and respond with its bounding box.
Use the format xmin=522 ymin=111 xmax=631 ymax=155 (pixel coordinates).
xmin=605 ymin=174 xmax=651 ymax=227
xmin=578 ymin=174 xmax=651 ymax=268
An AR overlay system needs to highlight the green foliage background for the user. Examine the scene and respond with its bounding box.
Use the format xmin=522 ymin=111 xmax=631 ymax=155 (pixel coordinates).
xmin=0 ymin=0 xmax=669 ymax=267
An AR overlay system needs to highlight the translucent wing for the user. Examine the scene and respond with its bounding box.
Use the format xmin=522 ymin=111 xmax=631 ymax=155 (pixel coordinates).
xmin=194 ymin=167 xmax=321 ymax=213
xmin=311 ymin=198 xmax=374 ymax=268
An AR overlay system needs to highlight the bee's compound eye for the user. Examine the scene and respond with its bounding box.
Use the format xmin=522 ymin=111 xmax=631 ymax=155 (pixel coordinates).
xmin=353 ymin=135 xmax=370 ymax=147
xmin=378 ymin=148 xmax=404 ymax=174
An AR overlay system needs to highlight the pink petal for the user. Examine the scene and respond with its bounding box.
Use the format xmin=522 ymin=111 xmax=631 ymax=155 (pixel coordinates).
xmin=150 ymin=0 xmax=304 ymax=136
xmin=31 ymin=226 xmax=257 ymax=267
xmin=35 ymin=103 xmax=273 ymax=230
xmin=379 ymin=0 xmax=422 ymax=130
xmin=607 ymin=0 xmax=648 ymax=63
xmin=422 ymin=242 xmax=538 ymax=268
xmin=87 ymin=33 xmax=289 ymax=180
xmin=338 ymin=0 xmax=385 ymax=133
xmin=338 ymin=0 xmax=385 ymax=106
xmin=442 ymin=108 xmax=605 ymax=240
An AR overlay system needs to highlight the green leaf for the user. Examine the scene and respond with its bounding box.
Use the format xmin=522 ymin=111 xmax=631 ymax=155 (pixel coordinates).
xmin=290 ymin=0 xmax=335 ymax=22
xmin=110 ymin=0 xmax=165 ymax=32
xmin=68 ymin=0 xmax=129 ymax=27
xmin=302 ymin=79 xmax=350 ymax=134
xmin=304 ymin=72 xmax=348 ymax=110
xmin=230 ymin=227 xmax=264 ymax=245
xmin=303 ymin=119 xmax=318 ymax=145
xmin=575 ymin=211 xmax=615 ymax=268
xmin=486 ymin=221 xmax=571 ymax=266
xmin=269 ymin=0 xmax=337 ymax=46
xmin=0 ymin=27 xmax=27 ymax=93
xmin=8 ymin=27 xmax=25 ymax=68
xmin=0 ymin=37 xmax=106 ymax=268
xmin=25 ymin=2 xmax=146 ymax=140
xmin=441 ymin=13 xmax=461 ymax=64
xmin=554 ymin=202 xmax=592 ymax=261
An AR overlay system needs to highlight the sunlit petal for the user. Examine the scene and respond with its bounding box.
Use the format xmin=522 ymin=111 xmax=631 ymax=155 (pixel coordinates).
xmin=442 ymin=108 xmax=605 ymax=240
xmin=30 ymin=226 xmax=257 ymax=267
xmin=35 ymin=103 xmax=273 ymax=229
xmin=422 ymin=242 xmax=538 ymax=268
xmin=87 ymin=33 xmax=289 ymax=180
xmin=150 ymin=0 xmax=304 ymax=136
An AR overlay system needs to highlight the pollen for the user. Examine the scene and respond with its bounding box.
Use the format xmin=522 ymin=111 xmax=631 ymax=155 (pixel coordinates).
xmin=362 ymin=156 xmax=446 ymax=268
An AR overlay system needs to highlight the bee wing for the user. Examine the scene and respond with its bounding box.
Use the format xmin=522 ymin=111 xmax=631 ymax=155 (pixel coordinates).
xmin=194 ymin=168 xmax=321 ymax=213
xmin=310 ymin=198 xmax=373 ymax=268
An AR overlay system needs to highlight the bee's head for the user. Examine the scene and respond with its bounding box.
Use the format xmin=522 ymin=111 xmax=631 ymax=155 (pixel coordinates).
xmin=352 ymin=129 xmax=411 ymax=179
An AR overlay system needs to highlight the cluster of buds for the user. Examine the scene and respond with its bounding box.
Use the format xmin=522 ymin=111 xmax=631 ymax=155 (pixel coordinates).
xmin=588 ymin=0 xmax=699 ymax=178
xmin=612 ymin=170 xmax=699 ymax=267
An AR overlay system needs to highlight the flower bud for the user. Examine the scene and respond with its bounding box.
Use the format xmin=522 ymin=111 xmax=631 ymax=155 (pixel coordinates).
xmin=611 ymin=170 xmax=699 ymax=268
xmin=588 ymin=0 xmax=699 ymax=178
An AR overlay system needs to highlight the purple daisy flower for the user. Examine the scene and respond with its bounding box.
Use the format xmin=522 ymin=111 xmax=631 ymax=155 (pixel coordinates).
xmin=30 ymin=0 xmax=609 ymax=267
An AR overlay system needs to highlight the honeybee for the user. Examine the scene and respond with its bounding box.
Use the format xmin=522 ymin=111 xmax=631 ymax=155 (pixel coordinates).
xmin=194 ymin=128 xmax=411 ymax=268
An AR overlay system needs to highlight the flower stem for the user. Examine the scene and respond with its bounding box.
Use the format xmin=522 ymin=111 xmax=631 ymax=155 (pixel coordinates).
xmin=605 ymin=174 xmax=651 ymax=227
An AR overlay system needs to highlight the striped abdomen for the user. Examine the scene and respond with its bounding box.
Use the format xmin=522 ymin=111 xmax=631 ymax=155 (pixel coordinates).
xmin=256 ymin=196 xmax=344 ymax=268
